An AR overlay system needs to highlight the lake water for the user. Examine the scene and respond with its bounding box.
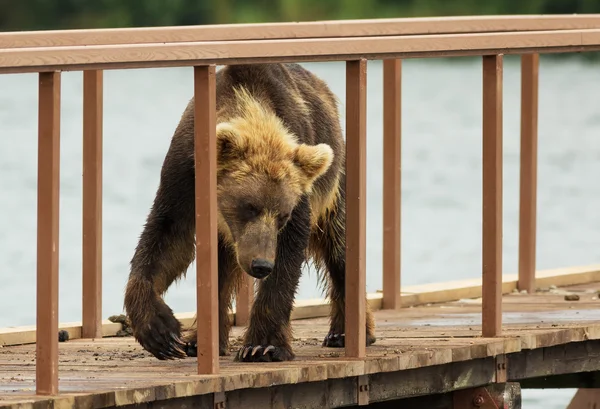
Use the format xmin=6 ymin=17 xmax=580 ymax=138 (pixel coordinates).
xmin=1 ymin=57 xmax=599 ymax=406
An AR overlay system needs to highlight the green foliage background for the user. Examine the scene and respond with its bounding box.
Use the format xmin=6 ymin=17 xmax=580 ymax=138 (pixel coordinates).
xmin=2 ymin=0 xmax=600 ymax=31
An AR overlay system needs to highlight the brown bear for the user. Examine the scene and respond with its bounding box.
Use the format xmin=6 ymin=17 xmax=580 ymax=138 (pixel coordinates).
xmin=124 ymin=63 xmax=376 ymax=362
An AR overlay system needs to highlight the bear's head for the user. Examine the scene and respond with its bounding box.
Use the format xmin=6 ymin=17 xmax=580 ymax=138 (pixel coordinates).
xmin=216 ymin=90 xmax=334 ymax=279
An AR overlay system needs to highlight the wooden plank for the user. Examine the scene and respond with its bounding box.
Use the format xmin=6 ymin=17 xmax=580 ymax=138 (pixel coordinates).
xmin=399 ymin=264 xmax=600 ymax=305
xmin=35 ymin=71 xmax=61 ymax=396
xmin=369 ymin=357 xmax=497 ymax=402
xmin=382 ymin=59 xmax=402 ymax=310
xmin=82 ymin=70 xmax=103 ymax=339
xmin=345 ymin=59 xmax=368 ymax=359
xmin=226 ymin=379 xmax=357 ymax=409
xmin=2 ymin=265 xmax=600 ymax=348
xmin=481 ymin=54 xmax=503 ymax=338
xmin=0 ymin=320 xmax=121 ymax=347
xmin=368 ymin=392 xmax=453 ymax=409
xmin=2 ymin=29 xmax=600 ymax=73
xmin=193 ymin=65 xmax=219 ymax=374
xmin=518 ymin=54 xmax=539 ymax=294
xmin=508 ymin=340 xmax=600 ymax=381
xmin=2 ymin=317 xmax=600 ymax=408
xmin=379 ymin=384 xmax=523 ymax=409
xmin=2 ymin=15 xmax=600 ymax=49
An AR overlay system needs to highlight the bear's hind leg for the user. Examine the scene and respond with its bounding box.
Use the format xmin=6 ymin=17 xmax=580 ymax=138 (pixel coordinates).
xmin=183 ymin=239 xmax=242 ymax=357
xmin=314 ymin=177 xmax=376 ymax=348
xmin=235 ymin=196 xmax=311 ymax=363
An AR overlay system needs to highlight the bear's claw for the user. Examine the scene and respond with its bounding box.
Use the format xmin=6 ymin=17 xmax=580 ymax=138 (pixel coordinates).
xmin=322 ymin=331 xmax=377 ymax=348
xmin=139 ymin=331 xmax=186 ymax=360
xmin=185 ymin=341 xmax=198 ymax=357
xmin=134 ymin=311 xmax=187 ymax=360
xmin=184 ymin=341 xmax=229 ymax=357
xmin=322 ymin=332 xmax=345 ymax=348
xmin=234 ymin=344 xmax=294 ymax=362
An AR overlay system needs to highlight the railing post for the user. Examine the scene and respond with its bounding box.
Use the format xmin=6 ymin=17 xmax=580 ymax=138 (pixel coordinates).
xmin=235 ymin=276 xmax=254 ymax=326
xmin=36 ymin=71 xmax=61 ymax=395
xmin=345 ymin=59 xmax=367 ymax=358
xmin=518 ymin=54 xmax=539 ymax=294
xmin=194 ymin=65 xmax=219 ymax=374
xmin=481 ymin=54 xmax=503 ymax=338
xmin=566 ymin=389 xmax=600 ymax=409
xmin=382 ymin=59 xmax=402 ymax=310
xmin=82 ymin=70 xmax=104 ymax=339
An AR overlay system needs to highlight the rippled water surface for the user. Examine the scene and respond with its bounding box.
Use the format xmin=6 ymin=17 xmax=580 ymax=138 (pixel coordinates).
xmin=1 ymin=57 xmax=599 ymax=407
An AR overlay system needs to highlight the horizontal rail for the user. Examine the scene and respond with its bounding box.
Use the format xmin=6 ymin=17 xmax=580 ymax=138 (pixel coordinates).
xmin=2 ymin=29 xmax=600 ymax=73
xmin=2 ymin=15 xmax=600 ymax=49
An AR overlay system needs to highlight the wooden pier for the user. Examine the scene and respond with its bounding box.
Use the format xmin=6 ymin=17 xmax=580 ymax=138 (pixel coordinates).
xmin=2 ymin=267 xmax=600 ymax=408
xmin=1 ymin=13 xmax=600 ymax=409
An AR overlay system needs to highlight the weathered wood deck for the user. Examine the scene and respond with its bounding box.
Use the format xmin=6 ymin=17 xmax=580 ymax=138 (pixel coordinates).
xmin=1 ymin=279 xmax=600 ymax=409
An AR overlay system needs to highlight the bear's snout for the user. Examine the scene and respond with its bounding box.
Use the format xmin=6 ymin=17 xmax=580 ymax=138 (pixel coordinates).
xmin=250 ymin=258 xmax=274 ymax=279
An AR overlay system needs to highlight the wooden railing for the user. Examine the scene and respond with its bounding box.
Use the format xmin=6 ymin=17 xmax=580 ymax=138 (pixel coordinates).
xmin=2 ymin=14 xmax=600 ymax=395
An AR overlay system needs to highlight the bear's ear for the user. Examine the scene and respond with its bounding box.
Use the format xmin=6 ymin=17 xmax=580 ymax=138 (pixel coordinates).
xmin=293 ymin=143 xmax=334 ymax=185
xmin=216 ymin=122 xmax=246 ymax=162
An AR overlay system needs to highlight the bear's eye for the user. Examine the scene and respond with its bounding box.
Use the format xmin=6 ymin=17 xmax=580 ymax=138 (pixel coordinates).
xmin=277 ymin=213 xmax=290 ymax=230
xmin=241 ymin=203 xmax=261 ymax=220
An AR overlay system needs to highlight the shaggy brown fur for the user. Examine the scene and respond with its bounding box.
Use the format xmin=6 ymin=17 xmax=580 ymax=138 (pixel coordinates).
xmin=124 ymin=63 xmax=376 ymax=362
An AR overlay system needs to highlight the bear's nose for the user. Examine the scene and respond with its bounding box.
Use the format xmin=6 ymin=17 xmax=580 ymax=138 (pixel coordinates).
xmin=250 ymin=258 xmax=274 ymax=279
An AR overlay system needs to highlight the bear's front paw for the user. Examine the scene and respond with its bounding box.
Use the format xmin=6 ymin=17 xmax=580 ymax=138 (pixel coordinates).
xmin=132 ymin=307 xmax=187 ymax=360
xmin=322 ymin=331 xmax=377 ymax=348
xmin=234 ymin=344 xmax=295 ymax=362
